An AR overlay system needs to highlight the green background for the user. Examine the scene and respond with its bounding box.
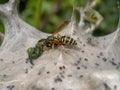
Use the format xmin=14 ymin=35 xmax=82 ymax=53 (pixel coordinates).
xmin=0 ymin=0 xmax=119 ymax=45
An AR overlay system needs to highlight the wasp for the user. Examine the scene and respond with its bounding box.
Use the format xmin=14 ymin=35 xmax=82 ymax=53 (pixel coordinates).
xmin=43 ymin=35 xmax=77 ymax=49
xmin=26 ymin=21 xmax=77 ymax=65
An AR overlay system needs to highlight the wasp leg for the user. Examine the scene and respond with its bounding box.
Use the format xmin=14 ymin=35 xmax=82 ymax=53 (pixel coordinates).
xmin=74 ymin=45 xmax=81 ymax=51
xmin=46 ymin=45 xmax=55 ymax=54
xmin=46 ymin=49 xmax=55 ymax=55
xmin=26 ymin=58 xmax=34 ymax=65
xmin=53 ymin=20 xmax=70 ymax=35
xmin=26 ymin=58 xmax=29 ymax=63
xmin=29 ymin=59 xmax=34 ymax=65
xmin=44 ymin=46 xmax=49 ymax=51
xmin=52 ymin=44 xmax=55 ymax=49
xmin=60 ymin=45 xmax=67 ymax=53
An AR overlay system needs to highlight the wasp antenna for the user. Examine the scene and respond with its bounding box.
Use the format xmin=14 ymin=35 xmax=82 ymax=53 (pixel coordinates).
xmin=30 ymin=59 xmax=34 ymax=65
xmin=53 ymin=20 xmax=70 ymax=35
xmin=26 ymin=58 xmax=34 ymax=65
xmin=26 ymin=58 xmax=29 ymax=63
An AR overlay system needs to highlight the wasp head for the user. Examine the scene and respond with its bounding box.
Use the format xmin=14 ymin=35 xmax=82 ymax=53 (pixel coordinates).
xmin=26 ymin=47 xmax=43 ymax=65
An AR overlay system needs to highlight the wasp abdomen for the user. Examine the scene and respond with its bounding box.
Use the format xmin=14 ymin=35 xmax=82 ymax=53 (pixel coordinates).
xmin=61 ymin=36 xmax=77 ymax=45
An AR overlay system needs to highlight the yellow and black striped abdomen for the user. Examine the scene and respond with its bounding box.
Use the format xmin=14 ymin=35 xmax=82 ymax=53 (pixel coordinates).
xmin=61 ymin=36 xmax=77 ymax=45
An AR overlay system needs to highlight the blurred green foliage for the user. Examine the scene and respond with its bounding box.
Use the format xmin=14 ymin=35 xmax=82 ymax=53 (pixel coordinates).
xmin=0 ymin=0 xmax=8 ymax=3
xmin=93 ymin=0 xmax=119 ymax=36
xmin=0 ymin=19 xmax=4 ymax=45
xmin=0 ymin=0 xmax=119 ymax=45
xmin=21 ymin=0 xmax=87 ymax=33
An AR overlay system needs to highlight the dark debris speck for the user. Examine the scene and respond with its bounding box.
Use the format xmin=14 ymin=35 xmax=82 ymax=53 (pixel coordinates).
xmin=104 ymin=83 xmax=110 ymax=89
xmin=67 ymin=74 xmax=72 ymax=77
xmin=83 ymin=44 xmax=86 ymax=47
xmin=31 ymin=66 xmax=33 ymax=69
xmin=54 ymin=62 xmax=57 ymax=65
xmin=68 ymin=89 xmax=72 ymax=90
xmin=87 ymin=38 xmax=92 ymax=43
xmin=116 ymin=63 xmax=120 ymax=69
xmin=63 ymin=66 xmax=66 ymax=69
xmin=81 ymin=65 xmax=87 ymax=69
xmin=112 ymin=58 xmax=115 ymax=61
xmin=77 ymin=67 xmax=80 ymax=70
xmin=59 ymin=67 xmax=62 ymax=70
xmin=51 ymin=88 xmax=55 ymax=90
xmin=79 ymin=75 xmax=83 ymax=78
xmin=12 ymin=61 xmax=15 ymax=64
xmin=0 ymin=59 xmax=3 ymax=61
xmin=84 ymin=58 xmax=88 ymax=61
xmin=38 ymin=71 xmax=41 ymax=75
xmin=54 ymin=76 xmax=62 ymax=83
xmin=91 ymin=53 xmax=94 ymax=56
xmin=62 ymin=71 xmax=65 ymax=73
xmin=81 ymin=50 xmax=85 ymax=53
xmin=109 ymin=61 xmax=117 ymax=66
xmin=3 ymin=74 xmax=7 ymax=77
xmin=77 ymin=60 xmax=80 ymax=64
xmin=25 ymin=68 xmax=28 ymax=74
xmin=73 ymin=63 xmax=78 ymax=66
xmin=95 ymin=63 xmax=99 ymax=66
xmin=59 ymin=66 xmax=66 ymax=70
xmin=59 ymin=72 xmax=65 ymax=78
xmin=99 ymin=52 xmax=103 ymax=56
xmin=80 ymin=42 xmax=82 ymax=44
xmin=7 ymin=85 xmax=14 ymax=90
xmin=37 ymin=67 xmax=45 ymax=75
xmin=79 ymin=58 xmax=82 ymax=60
xmin=47 ymin=71 xmax=50 ymax=74
xmin=114 ymin=85 xmax=117 ymax=89
xmin=102 ymin=57 xmax=107 ymax=62
xmin=97 ymin=56 xmax=100 ymax=58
